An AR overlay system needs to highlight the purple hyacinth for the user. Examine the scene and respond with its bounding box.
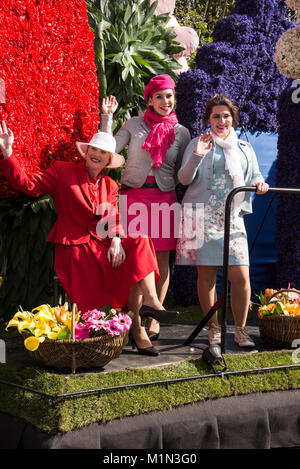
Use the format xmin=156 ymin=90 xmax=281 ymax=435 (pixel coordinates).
xmin=176 ymin=0 xmax=294 ymax=137
xmin=276 ymin=82 xmax=300 ymax=289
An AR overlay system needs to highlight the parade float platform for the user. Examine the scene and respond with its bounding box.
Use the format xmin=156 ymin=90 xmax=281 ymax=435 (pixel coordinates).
xmin=1 ymin=318 xmax=300 ymax=450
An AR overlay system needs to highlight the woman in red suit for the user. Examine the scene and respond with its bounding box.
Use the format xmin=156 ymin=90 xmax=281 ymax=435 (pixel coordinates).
xmin=0 ymin=121 xmax=178 ymax=356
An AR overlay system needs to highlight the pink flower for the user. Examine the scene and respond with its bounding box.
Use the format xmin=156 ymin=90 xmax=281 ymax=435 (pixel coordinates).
xmin=81 ymin=309 xmax=106 ymax=321
xmin=88 ymin=319 xmax=106 ymax=331
xmin=111 ymin=313 xmax=132 ymax=333
xmin=101 ymin=323 xmax=118 ymax=337
xmin=75 ymin=322 xmax=90 ymax=339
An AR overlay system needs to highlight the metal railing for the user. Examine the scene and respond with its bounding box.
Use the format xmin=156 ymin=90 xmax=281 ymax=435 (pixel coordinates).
xmin=220 ymin=186 xmax=300 ymax=353
xmin=185 ymin=186 xmax=300 ymax=352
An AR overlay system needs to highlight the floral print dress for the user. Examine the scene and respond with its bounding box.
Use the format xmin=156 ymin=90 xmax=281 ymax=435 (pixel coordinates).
xmin=176 ymin=144 xmax=249 ymax=266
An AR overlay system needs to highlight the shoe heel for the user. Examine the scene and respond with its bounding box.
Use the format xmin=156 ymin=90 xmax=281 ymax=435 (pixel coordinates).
xmin=129 ymin=333 xmax=160 ymax=356
xmin=129 ymin=333 xmax=136 ymax=350
xmin=149 ymin=332 xmax=160 ymax=342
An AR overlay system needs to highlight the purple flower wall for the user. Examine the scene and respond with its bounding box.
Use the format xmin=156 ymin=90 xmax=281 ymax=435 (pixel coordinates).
xmin=176 ymin=0 xmax=292 ymax=138
xmin=276 ymin=82 xmax=300 ymax=289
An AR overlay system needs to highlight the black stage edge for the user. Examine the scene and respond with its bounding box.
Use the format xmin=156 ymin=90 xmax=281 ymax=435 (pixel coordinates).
xmin=2 ymin=389 xmax=300 ymax=449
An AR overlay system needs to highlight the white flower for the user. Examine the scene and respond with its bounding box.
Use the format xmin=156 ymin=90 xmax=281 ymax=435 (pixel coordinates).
xmin=274 ymin=25 xmax=300 ymax=78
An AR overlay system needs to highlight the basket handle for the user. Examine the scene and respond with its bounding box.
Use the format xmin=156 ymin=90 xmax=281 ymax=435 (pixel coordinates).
xmin=71 ymin=303 xmax=78 ymax=340
xmin=266 ymin=289 xmax=300 ymax=304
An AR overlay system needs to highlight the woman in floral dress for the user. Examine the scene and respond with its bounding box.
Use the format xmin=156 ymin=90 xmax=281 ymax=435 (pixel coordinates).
xmin=176 ymin=94 xmax=269 ymax=347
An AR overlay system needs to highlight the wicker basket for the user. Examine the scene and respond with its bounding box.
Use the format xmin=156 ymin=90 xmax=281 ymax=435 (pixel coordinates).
xmin=22 ymin=304 xmax=129 ymax=373
xmin=22 ymin=331 xmax=129 ymax=373
xmin=258 ymin=289 xmax=300 ymax=348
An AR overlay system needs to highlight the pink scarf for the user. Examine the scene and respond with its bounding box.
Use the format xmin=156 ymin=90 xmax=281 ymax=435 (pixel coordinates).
xmin=142 ymin=107 xmax=178 ymax=169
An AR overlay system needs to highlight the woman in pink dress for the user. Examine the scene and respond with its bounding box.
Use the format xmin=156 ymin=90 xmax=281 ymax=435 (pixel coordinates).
xmin=101 ymin=75 xmax=191 ymax=341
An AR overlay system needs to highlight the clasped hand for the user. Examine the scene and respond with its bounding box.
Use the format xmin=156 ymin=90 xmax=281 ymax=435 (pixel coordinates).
xmin=0 ymin=121 xmax=14 ymax=157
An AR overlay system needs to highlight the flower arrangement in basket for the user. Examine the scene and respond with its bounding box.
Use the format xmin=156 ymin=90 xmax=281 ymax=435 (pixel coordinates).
xmin=254 ymin=288 xmax=300 ymax=348
xmin=5 ymin=303 xmax=132 ymax=373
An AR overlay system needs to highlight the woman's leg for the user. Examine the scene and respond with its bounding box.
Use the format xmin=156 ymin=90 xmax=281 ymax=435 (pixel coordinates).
xmin=127 ymin=271 xmax=165 ymax=349
xmin=228 ymin=265 xmax=254 ymax=346
xmin=155 ymin=250 xmax=170 ymax=303
xmin=196 ymin=265 xmax=221 ymax=344
xmin=228 ymin=265 xmax=251 ymax=328
xmin=196 ymin=266 xmax=219 ymax=325
xmin=147 ymin=250 xmax=170 ymax=335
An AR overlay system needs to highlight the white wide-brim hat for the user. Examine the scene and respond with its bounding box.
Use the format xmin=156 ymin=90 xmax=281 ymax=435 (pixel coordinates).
xmin=76 ymin=132 xmax=125 ymax=169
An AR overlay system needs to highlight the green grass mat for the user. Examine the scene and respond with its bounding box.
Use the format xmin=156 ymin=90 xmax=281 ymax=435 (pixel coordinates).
xmin=1 ymin=350 xmax=299 ymax=434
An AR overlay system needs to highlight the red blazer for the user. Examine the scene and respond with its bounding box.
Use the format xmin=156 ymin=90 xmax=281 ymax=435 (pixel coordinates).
xmin=0 ymin=155 xmax=124 ymax=244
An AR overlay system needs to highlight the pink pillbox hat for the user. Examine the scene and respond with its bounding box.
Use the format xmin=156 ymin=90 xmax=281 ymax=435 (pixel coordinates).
xmin=144 ymin=74 xmax=175 ymax=102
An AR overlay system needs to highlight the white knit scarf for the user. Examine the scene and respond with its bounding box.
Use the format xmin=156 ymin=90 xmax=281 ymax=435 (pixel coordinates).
xmin=211 ymin=128 xmax=245 ymax=209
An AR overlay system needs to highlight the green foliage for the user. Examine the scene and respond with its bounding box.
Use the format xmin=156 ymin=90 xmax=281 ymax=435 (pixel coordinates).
xmin=86 ymin=0 xmax=183 ymax=129
xmin=174 ymin=0 xmax=235 ymax=50
xmin=0 ymin=196 xmax=57 ymax=320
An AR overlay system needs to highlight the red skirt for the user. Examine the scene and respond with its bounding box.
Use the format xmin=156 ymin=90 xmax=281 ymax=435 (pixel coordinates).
xmin=54 ymin=235 xmax=159 ymax=313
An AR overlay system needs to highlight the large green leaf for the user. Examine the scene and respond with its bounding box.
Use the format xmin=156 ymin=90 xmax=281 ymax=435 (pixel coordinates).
xmin=86 ymin=0 xmax=183 ymax=129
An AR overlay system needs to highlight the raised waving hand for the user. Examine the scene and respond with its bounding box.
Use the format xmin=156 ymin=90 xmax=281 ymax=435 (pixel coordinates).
xmin=194 ymin=132 xmax=213 ymax=157
xmin=0 ymin=121 xmax=14 ymax=158
xmin=102 ymin=95 xmax=118 ymax=115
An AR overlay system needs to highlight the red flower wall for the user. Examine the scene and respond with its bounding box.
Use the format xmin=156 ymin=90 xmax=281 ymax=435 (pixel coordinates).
xmin=0 ymin=0 xmax=100 ymax=198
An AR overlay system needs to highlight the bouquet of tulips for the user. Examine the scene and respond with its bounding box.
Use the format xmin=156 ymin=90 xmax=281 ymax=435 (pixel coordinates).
xmin=255 ymin=288 xmax=300 ymax=319
xmin=6 ymin=303 xmax=132 ymax=351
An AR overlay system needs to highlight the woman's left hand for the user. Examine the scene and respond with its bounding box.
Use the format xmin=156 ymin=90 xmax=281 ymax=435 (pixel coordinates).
xmin=252 ymin=182 xmax=269 ymax=194
xmin=107 ymin=237 xmax=126 ymax=268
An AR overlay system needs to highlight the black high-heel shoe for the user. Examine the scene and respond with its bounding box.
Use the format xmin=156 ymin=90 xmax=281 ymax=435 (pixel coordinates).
xmin=149 ymin=332 xmax=160 ymax=342
xmin=139 ymin=305 xmax=179 ymax=324
xmin=129 ymin=333 xmax=160 ymax=357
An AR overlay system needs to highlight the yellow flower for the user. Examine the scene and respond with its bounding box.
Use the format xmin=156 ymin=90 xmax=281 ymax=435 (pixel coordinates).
xmin=5 ymin=311 xmax=34 ymax=331
xmin=7 ymin=302 xmax=81 ymax=348
xmin=33 ymin=322 xmax=52 ymax=338
xmin=14 ymin=311 xmax=34 ymax=321
xmin=17 ymin=320 xmax=35 ymax=333
xmin=32 ymin=305 xmax=56 ymax=322
xmin=47 ymin=331 xmax=59 ymax=340
xmin=24 ymin=335 xmax=45 ymax=351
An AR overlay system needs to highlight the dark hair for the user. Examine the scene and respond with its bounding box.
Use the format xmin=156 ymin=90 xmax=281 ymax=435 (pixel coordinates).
xmin=203 ymin=94 xmax=239 ymax=128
